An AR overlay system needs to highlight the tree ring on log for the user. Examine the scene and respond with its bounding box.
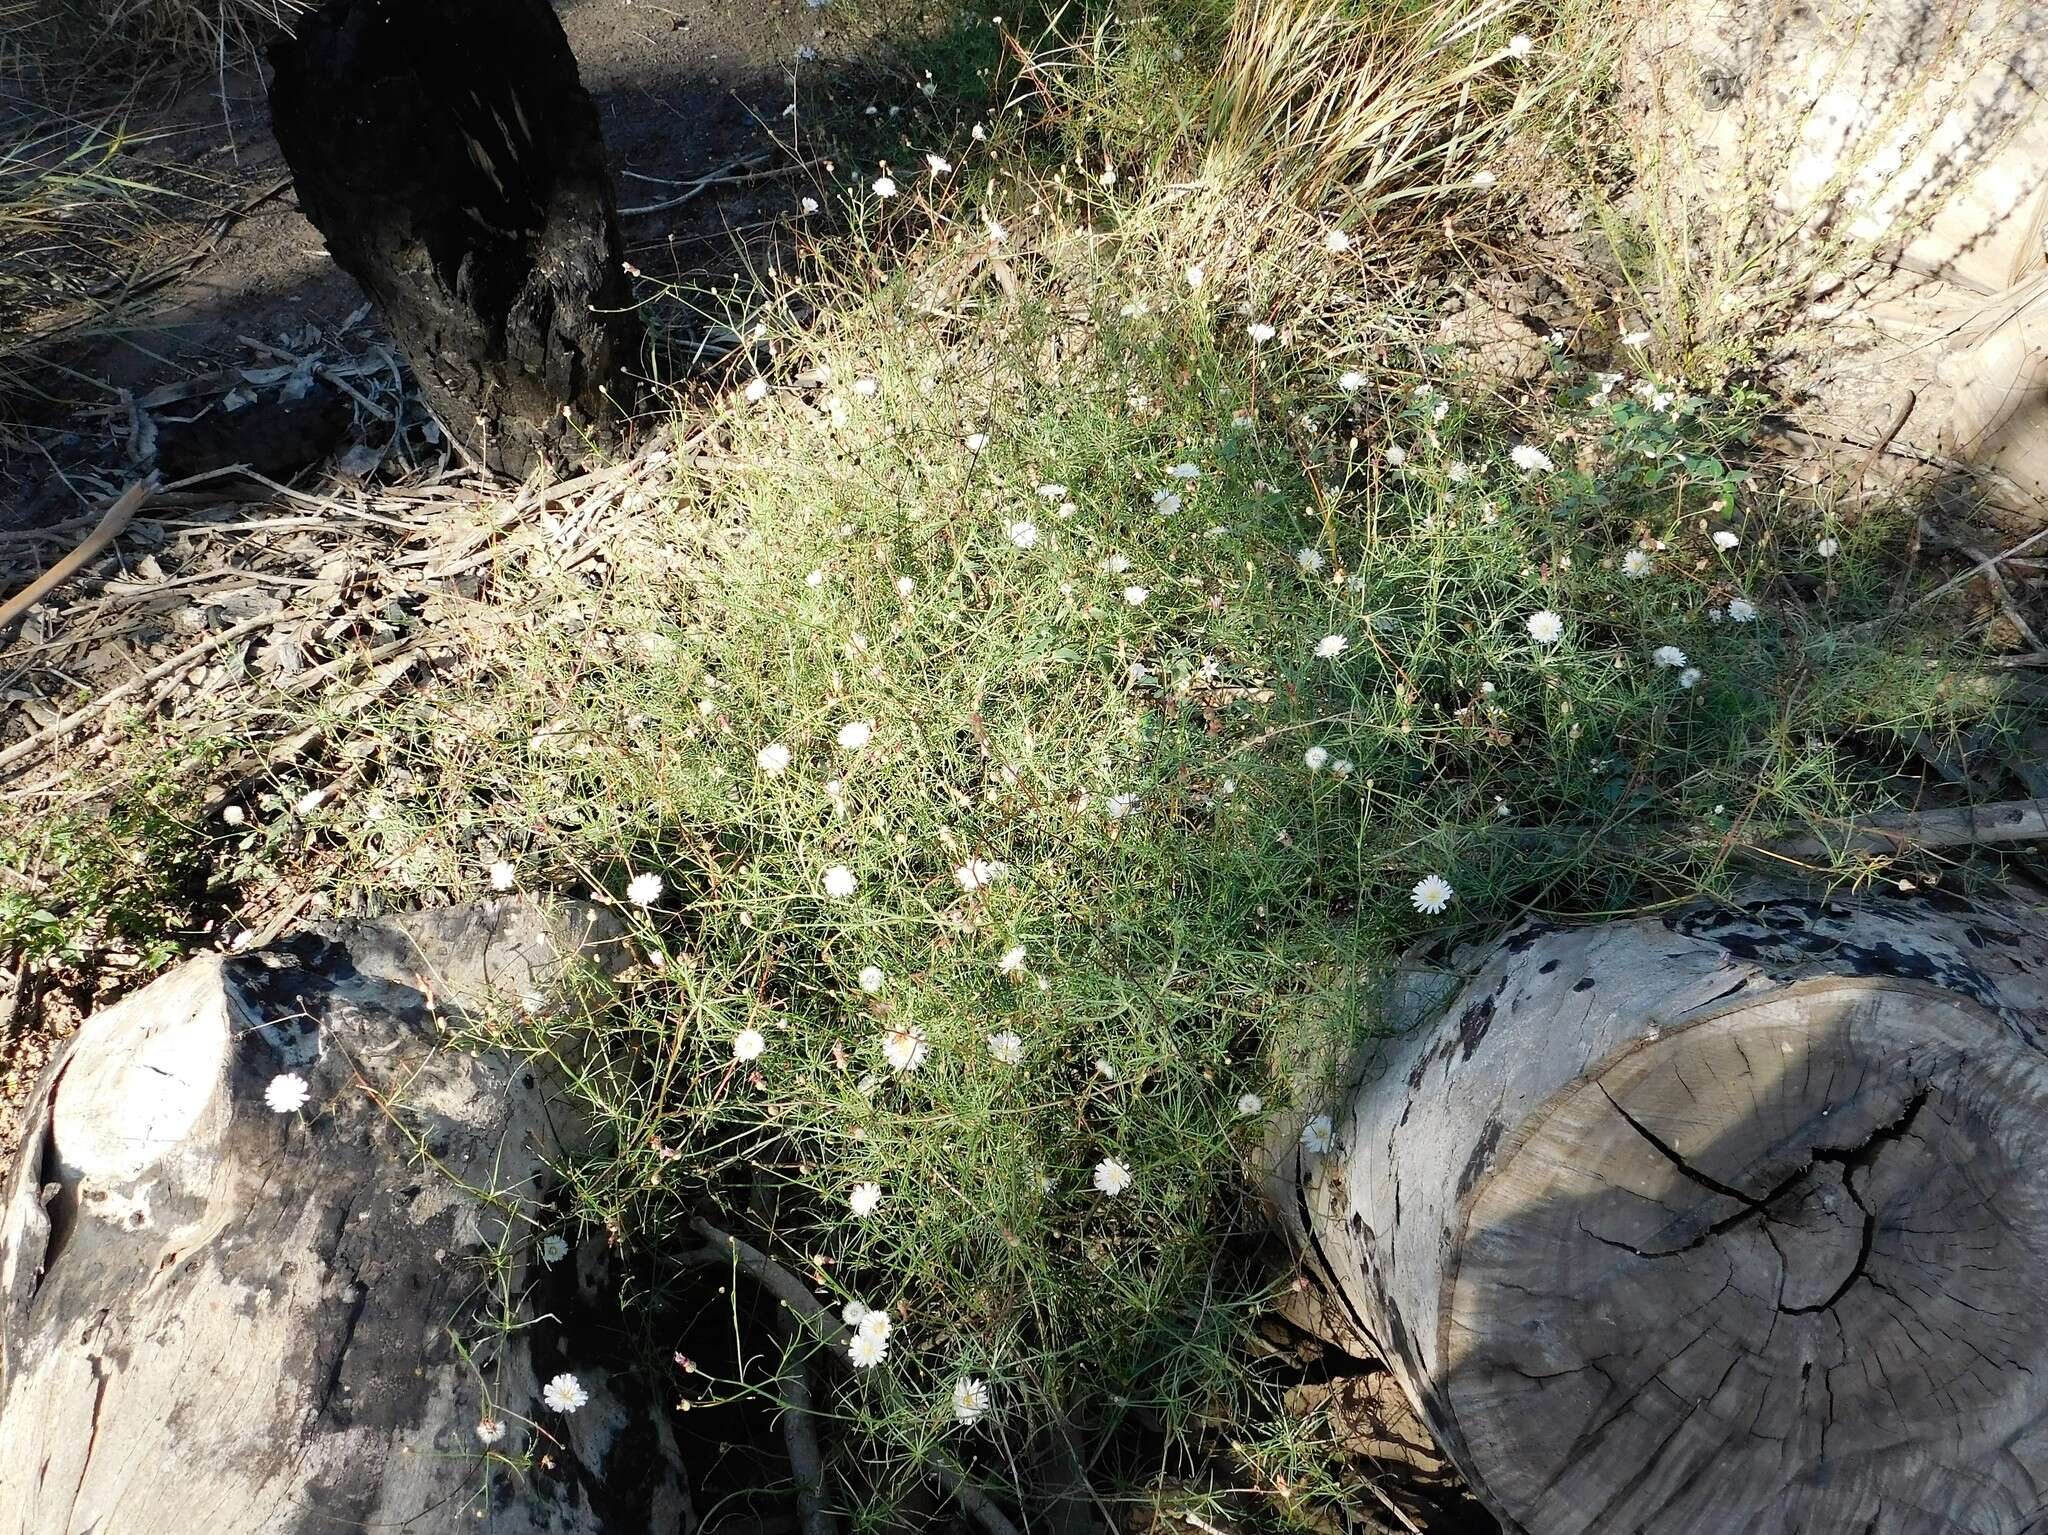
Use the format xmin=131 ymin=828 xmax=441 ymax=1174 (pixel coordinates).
xmin=1447 ymin=976 xmax=2048 ymax=1532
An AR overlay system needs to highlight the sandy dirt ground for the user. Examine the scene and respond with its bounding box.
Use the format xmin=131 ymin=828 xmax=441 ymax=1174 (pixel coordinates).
xmin=1 ymin=0 xmax=895 ymax=530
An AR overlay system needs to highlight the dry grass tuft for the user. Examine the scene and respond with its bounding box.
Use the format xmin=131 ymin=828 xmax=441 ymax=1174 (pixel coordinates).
xmin=1208 ymin=0 xmax=1532 ymax=204
xmin=92 ymin=0 xmax=307 ymax=63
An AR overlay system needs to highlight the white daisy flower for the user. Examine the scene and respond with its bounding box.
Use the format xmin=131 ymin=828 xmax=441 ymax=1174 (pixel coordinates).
xmin=952 ymin=1376 xmax=991 ymax=1426
xmin=627 ymin=871 xmax=664 ymax=907
xmin=1093 ymin=1157 xmax=1133 ymax=1196
xmin=926 ymin=153 xmax=952 ymax=175
xmin=1385 ymin=444 xmax=1407 ymax=466
xmin=1006 ymin=520 xmax=1040 ymax=549
xmin=1711 ymin=530 xmax=1740 ymax=551
xmin=859 ymin=965 xmax=886 ymax=993
xmin=1447 ymin=461 xmax=1473 ymax=484
xmin=1106 ymin=792 xmax=1139 ymax=820
xmin=1472 ymin=170 xmax=1498 ymax=188
xmin=490 ymin=860 xmax=516 ymax=892
xmin=1185 ymin=265 xmax=1205 ymax=289
xmin=1652 ymin=645 xmax=1688 ymax=669
xmin=1507 ymin=32 xmax=1534 ymax=58
xmin=1817 ymin=536 xmax=1840 ymax=558
xmin=1123 ymin=586 xmax=1150 ymax=606
xmin=1727 ymin=596 xmax=1759 ymax=623
xmin=1297 ymin=546 xmax=1324 ymax=572
xmin=997 ymin=944 xmax=1027 ymax=974
xmin=1331 ymin=758 xmax=1354 ymax=779
xmin=841 ymin=1299 xmax=869 ymax=1326
xmin=1247 ymin=322 xmax=1276 ymax=343
xmin=1323 ymin=228 xmax=1351 ymax=252
xmin=836 ymin=720 xmax=872 ymax=750
xmin=1301 ymin=1115 xmax=1334 ymax=1154
xmin=757 ymin=742 xmax=792 ymax=775
xmin=1316 ymin=633 xmax=1348 ymax=659
xmin=1623 ymin=549 xmax=1651 ymax=577
xmin=1236 ymin=1092 xmax=1265 ymax=1116
xmin=540 ymin=1233 xmax=570 ymax=1265
xmin=744 ymin=376 xmax=769 ymax=402
xmin=265 ymin=1073 xmax=311 ymax=1114
xmin=1166 ymin=462 xmax=1200 ymax=480
xmin=1410 ymin=874 xmax=1455 ymax=915
xmin=823 ymin=865 xmax=858 ymax=899
xmin=895 ymin=575 xmax=916 ymax=597
xmin=988 ymin=1030 xmax=1024 ymax=1065
xmin=858 ymin=1309 xmax=892 ymax=1343
xmin=1526 ymin=609 xmax=1564 ymax=645
xmin=222 ymin=804 xmax=247 ymax=826
xmin=475 ymin=1418 xmax=507 ymax=1446
xmin=1678 ymin=667 xmax=1703 ymax=689
xmin=1338 ymin=370 xmax=1367 ymax=392
xmin=872 ymin=176 xmax=898 ymax=197
xmin=801 ymin=197 xmax=820 ymax=214
xmin=848 ymin=1331 xmax=888 ymax=1368
xmin=852 ymin=377 xmax=878 ymax=397
xmin=542 ymin=1373 xmax=589 ymax=1413
xmin=1151 ymin=489 xmax=1181 ymax=516
xmin=733 ymin=1027 xmax=767 ymax=1062
xmin=882 ymin=1024 xmax=929 ymax=1072
xmin=1510 ymin=443 xmax=1555 ymax=473
xmin=954 ymin=857 xmax=1006 ymax=891
xmin=849 ymin=1182 xmax=883 ymax=1217
xmin=1304 ymin=745 xmax=1330 ymax=771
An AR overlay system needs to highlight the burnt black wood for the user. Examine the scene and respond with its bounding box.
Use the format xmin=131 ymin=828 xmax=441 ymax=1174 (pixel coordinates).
xmin=268 ymin=0 xmax=642 ymax=477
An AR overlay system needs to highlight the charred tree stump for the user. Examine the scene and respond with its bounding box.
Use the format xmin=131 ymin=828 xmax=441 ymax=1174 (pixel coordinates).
xmin=0 ymin=900 xmax=691 ymax=1534
xmin=1292 ymin=890 xmax=2048 ymax=1534
xmin=268 ymin=0 xmax=643 ymax=477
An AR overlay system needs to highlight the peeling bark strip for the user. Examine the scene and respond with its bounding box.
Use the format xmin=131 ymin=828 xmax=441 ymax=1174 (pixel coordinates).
xmin=268 ymin=0 xmax=643 ymax=477
xmin=0 ymin=900 xmax=691 ymax=1535
xmin=1299 ymin=890 xmax=2048 ymax=1534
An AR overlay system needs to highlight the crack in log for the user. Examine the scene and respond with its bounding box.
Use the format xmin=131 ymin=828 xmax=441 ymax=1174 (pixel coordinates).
xmin=1593 ymin=1085 xmax=1932 ymax=1318
xmin=312 ymin=1274 xmax=369 ymax=1424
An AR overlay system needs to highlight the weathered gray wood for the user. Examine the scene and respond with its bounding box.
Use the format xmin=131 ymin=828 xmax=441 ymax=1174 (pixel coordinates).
xmin=0 ymin=899 xmax=690 ymax=1534
xmin=1293 ymin=890 xmax=2048 ymax=1535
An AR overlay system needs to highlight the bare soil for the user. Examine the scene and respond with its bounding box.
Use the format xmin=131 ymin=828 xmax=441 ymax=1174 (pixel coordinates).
xmin=1 ymin=0 xmax=911 ymax=529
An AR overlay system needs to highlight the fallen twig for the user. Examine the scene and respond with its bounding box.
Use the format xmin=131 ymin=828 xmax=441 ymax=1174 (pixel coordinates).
xmin=1762 ymin=797 xmax=2048 ymax=860
xmin=0 ymin=479 xmax=156 ymax=631
xmin=935 ymin=1463 xmax=1026 ymax=1535
xmin=621 ymin=152 xmax=782 ymax=216
xmin=1962 ymin=545 xmax=2046 ymax=651
xmin=772 ymin=1316 xmax=838 ymax=1535
xmin=0 ymin=612 xmax=286 ymax=774
xmin=687 ymin=1216 xmax=847 ymax=1347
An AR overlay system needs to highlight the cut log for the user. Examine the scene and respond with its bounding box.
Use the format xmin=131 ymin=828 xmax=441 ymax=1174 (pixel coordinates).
xmin=0 ymin=899 xmax=691 ymax=1534
xmin=1291 ymin=889 xmax=2048 ymax=1534
xmin=267 ymin=0 xmax=643 ymax=477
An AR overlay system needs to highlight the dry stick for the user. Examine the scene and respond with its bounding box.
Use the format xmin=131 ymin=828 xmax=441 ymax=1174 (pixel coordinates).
xmin=771 ymin=1316 xmax=839 ymax=1535
xmin=687 ymin=1218 xmax=1025 ymax=1535
xmin=620 ymin=152 xmax=779 ymax=216
xmin=1907 ymin=525 xmax=2048 ymax=613
xmin=1764 ymin=797 xmax=2048 ymax=860
xmin=690 ymin=1217 xmax=848 ymax=1345
xmin=0 ymin=479 xmax=155 ymax=630
xmin=0 ymin=613 xmax=284 ymax=775
xmin=1849 ymin=389 xmax=1916 ymax=494
xmin=1962 ymin=545 xmax=2046 ymax=651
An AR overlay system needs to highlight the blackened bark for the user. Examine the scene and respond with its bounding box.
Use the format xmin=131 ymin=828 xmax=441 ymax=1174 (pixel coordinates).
xmin=268 ymin=0 xmax=643 ymax=477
